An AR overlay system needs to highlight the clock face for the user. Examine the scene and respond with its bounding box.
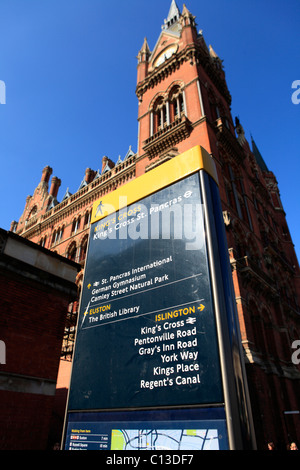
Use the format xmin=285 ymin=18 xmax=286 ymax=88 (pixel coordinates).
xmin=153 ymin=44 xmax=178 ymax=67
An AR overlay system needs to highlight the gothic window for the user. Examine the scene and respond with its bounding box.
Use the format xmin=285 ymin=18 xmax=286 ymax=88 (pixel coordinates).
xmin=252 ymin=193 xmax=258 ymax=211
xmin=240 ymin=200 xmax=249 ymax=223
xmin=51 ymin=226 xmax=64 ymax=245
xmin=282 ymin=224 xmax=290 ymax=241
xmin=225 ymin=182 xmax=236 ymax=210
xmin=231 ymin=221 xmax=245 ymax=259
xmin=224 ymin=164 xmax=239 ymax=213
xmin=57 ymin=225 xmax=64 ymax=243
xmin=270 ymin=191 xmax=282 ymax=209
xmin=258 ymin=217 xmax=269 ymax=248
xmin=84 ymin=210 xmax=91 ymax=227
xmin=11 ymin=222 xmax=18 ymax=233
xmin=208 ymin=89 xmax=216 ymax=121
xmin=153 ymin=97 xmax=167 ymax=134
xmin=79 ymin=235 xmax=88 ymax=262
xmin=262 ymin=310 xmax=277 ymax=359
xmin=71 ymin=216 xmax=81 ymax=235
xmin=51 ymin=230 xmax=57 ymax=245
xmin=224 ymin=163 xmax=252 ymax=228
xmin=150 ymin=86 xmax=186 ymax=137
xmin=28 ymin=206 xmax=37 ymax=220
xmin=169 ymin=86 xmax=184 ymax=122
xmin=67 ymin=242 xmax=77 ymax=261
xmin=39 ymin=235 xmax=47 ymax=247
xmin=252 ymin=312 xmax=267 ymax=356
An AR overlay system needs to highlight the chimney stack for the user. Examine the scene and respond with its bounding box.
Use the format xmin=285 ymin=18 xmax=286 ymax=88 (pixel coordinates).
xmin=41 ymin=166 xmax=53 ymax=184
xmin=49 ymin=176 xmax=61 ymax=199
xmin=85 ymin=168 xmax=96 ymax=184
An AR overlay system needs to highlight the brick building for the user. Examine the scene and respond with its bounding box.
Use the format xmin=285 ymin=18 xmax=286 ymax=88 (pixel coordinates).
xmin=11 ymin=2 xmax=300 ymax=449
xmin=0 ymin=229 xmax=79 ymax=449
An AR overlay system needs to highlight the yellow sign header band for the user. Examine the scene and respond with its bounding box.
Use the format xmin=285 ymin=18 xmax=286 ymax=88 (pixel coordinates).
xmin=91 ymin=145 xmax=218 ymax=224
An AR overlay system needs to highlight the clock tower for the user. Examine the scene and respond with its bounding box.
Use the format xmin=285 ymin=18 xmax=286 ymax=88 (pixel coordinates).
xmin=136 ymin=1 xmax=232 ymax=178
xmin=10 ymin=1 xmax=300 ymax=449
xmin=135 ymin=1 xmax=300 ymax=448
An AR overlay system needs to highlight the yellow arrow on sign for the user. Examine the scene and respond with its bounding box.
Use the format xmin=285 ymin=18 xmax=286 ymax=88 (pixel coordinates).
xmin=197 ymin=304 xmax=205 ymax=311
xmin=87 ymin=283 xmax=91 ymax=289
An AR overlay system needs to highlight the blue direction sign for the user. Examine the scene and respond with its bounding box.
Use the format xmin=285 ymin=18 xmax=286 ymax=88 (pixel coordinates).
xmin=63 ymin=146 xmax=255 ymax=450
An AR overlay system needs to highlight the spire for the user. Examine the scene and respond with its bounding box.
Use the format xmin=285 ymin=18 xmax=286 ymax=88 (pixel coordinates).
xmin=182 ymin=4 xmax=194 ymax=20
xmin=181 ymin=3 xmax=196 ymax=27
xmin=209 ymin=44 xmax=218 ymax=59
xmin=163 ymin=0 xmax=181 ymax=31
xmin=251 ymin=135 xmax=269 ymax=172
xmin=137 ymin=37 xmax=151 ymax=63
xmin=137 ymin=37 xmax=151 ymax=83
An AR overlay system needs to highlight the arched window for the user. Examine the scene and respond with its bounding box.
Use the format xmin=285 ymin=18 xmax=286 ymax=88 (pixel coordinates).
xmin=58 ymin=225 xmax=64 ymax=242
xmin=153 ymin=97 xmax=167 ymax=133
xmin=51 ymin=230 xmax=57 ymax=246
xmin=261 ymin=309 xmax=277 ymax=359
xmin=232 ymin=219 xmax=246 ymax=259
xmin=84 ymin=210 xmax=91 ymax=227
xmin=169 ymin=86 xmax=184 ymax=122
xmin=67 ymin=242 xmax=77 ymax=261
xmin=39 ymin=235 xmax=47 ymax=247
xmin=51 ymin=226 xmax=64 ymax=246
xmin=28 ymin=206 xmax=37 ymax=220
xmin=79 ymin=235 xmax=88 ymax=262
xmin=71 ymin=216 xmax=81 ymax=235
xmin=250 ymin=301 xmax=267 ymax=356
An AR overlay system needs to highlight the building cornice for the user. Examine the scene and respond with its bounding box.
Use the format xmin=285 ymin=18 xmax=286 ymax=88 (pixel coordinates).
xmin=19 ymin=155 xmax=137 ymax=239
xmin=136 ymin=43 xmax=231 ymax=105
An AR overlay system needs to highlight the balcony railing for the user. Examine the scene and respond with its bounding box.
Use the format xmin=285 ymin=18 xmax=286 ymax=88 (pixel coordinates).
xmin=143 ymin=115 xmax=191 ymax=159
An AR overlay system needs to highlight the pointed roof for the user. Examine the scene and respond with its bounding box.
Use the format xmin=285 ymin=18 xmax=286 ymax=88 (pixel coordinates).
xmin=181 ymin=3 xmax=194 ymax=20
xmin=47 ymin=198 xmax=59 ymax=211
xmin=124 ymin=145 xmax=135 ymax=160
xmin=102 ymin=162 xmax=111 ymax=174
xmin=137 ymin=37 xmax=151 ymax=62
xmin=162 ymin=0 xmax=181 ymax=31
xmin=167 ymin=0 xmax=180 ymax=22
xmin=209 ymin=44 xmax=219 ymax=59
xmin=140 ymin=37 xmax=150 ymax=55
xmin=93 ymin=169 xmax=101 ymax=179
xmin=77 ymin=179 xmax=88 ymax=191
xmin=61 ymin=187 xmax=72 ymax=201
xmin=116 ymin=155 xmax=123 ymax=165
xmin=251 ymin=136 xmax=269 ymax=172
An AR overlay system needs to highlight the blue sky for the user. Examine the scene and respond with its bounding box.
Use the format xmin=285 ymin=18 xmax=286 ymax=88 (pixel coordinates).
xmin=0 ymin=0 xmax=299 ymax=260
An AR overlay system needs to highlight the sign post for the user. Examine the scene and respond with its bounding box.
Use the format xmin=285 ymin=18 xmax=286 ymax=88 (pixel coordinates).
xmin=62 ymin=146 xmax=256 ymax=450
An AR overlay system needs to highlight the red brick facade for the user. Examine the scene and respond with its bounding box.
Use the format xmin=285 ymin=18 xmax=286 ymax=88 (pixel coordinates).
xmin=0 ymin=230 xmax=79 ymax=449
xmin=11 ymin=2 xmax=300 ymax=449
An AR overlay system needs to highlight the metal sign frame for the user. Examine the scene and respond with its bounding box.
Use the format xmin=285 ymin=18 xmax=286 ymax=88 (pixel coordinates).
xmin=62 ymin=145 xmax=256 ymax=450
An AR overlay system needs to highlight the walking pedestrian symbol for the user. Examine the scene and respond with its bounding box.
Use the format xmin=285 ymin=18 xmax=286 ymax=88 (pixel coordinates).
xmin=95 ymin=201 xmax=103 ymax=216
